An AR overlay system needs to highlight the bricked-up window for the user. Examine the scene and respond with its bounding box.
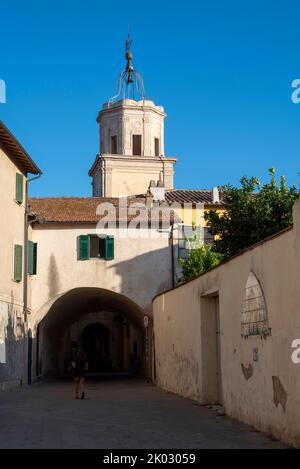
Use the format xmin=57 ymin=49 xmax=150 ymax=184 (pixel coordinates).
xmin=111 ymin=136 xmax=117 ymax=154
xmin=155 ymin=138 xmax=160 ymax=156
xmin=133 ymin=135 xmax=142 ymax=156
xmin=241 ymin=271 xmax=270 ymax=338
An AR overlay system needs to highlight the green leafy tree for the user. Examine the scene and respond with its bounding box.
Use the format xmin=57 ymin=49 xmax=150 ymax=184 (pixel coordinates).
xmin=205 ymin=168 xmax=299 ymax=260
xmin=179 ymin=244 xmax=222 ymax=282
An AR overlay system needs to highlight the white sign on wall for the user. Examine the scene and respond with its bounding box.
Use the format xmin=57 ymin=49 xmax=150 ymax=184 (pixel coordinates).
xmin=0 ymin=341 xmax=6 ymax=364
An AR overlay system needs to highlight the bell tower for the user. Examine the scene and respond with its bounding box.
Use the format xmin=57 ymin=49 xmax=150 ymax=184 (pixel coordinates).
xmin=89 ymin=35 xmax=177 ymax=197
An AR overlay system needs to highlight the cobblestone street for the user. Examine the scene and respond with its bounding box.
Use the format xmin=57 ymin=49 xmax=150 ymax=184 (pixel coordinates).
xmin=0 ymin=378 xmax=287 ymax=449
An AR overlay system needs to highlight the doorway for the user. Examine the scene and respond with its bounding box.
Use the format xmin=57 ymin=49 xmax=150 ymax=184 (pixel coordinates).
xmin=81 ymin=323 xmax=111 ymax=372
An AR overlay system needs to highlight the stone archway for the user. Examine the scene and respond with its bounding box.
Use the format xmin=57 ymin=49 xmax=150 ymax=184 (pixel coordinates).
xmin=34 ymin=287 xmax=147 ymax=379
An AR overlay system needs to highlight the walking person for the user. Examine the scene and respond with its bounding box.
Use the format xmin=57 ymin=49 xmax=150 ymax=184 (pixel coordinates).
xmin=71 ymin=349 xmax=88 ymax=399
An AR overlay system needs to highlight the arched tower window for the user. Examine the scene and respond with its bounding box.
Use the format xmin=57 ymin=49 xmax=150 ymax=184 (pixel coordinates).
xmin=241 ymin=271 xmax=270 ymax=338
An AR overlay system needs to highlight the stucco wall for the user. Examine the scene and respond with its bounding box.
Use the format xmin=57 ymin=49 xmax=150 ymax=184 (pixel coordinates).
xmin=30 ymin=225 xmax=173 ymax=326
xmin=153 ymin=200 xmax=300 ymax=447
xmin=0 ymin=147 xmax=27 ymax=389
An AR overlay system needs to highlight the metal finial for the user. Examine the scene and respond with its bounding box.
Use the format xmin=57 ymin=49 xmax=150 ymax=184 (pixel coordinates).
xmin=125 ymin=33 xmax=134 ymax=84
xmin=109 ymin=34 xmax=148 ymax=103
xmin=125 ymin=32 xmax=132 ymax=55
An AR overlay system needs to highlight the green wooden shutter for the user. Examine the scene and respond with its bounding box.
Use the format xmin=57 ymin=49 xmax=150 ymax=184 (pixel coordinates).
xmin=33 ymin=243 xmax=37 ymax=274
xmin=16 ymin=173 xmax=24 ymax=204
xmin=79 ymin=235 xmax=90 ymax=260
xmin=14 ymin=244 xmax=23 ymax=282
xmin=28 ymin=241 xmax=37 ymax=275
xmin=105 ymin=236 xmax=114 ymax=260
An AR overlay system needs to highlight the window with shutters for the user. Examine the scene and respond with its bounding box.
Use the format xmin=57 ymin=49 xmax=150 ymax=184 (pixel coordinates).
xmin=78 ymin=235 xmax=114 ymax=261
xmin=132 ymin=135 xmax=142 ymax=156
xmin=14 ymin=244 xmax=23 ymax=282
xmin=155 ymin=138 xmax=160 ymax=156
xmin=15 ymin=173 xmax=24 ymax=204
xmin=28 ymin=241 xmax=37 ymax=275
xmin=111 ymin=135 xmax=117 ymax=154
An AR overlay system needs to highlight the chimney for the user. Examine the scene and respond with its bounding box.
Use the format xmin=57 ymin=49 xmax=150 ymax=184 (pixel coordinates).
xmin=145 ymin=189 xmax=154 ymax=209
xmin=148 ymin=180 xmax=165 ymax=202
xmin=212 ymin=187 xmax=220 ymax=204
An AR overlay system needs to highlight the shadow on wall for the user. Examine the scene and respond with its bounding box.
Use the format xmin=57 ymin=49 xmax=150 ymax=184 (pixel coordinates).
xmin=105 ymin=243 xmax=174 ymax=312
xmin=0 ymin=292 xmax=28 ymax=390
xmin=48 ymin=254 xmax=60 ymax=299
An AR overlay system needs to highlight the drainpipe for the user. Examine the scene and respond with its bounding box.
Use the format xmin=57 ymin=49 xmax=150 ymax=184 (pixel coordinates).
xmin=24 ymin=172 xmax=42 ymax=384
xmin=159 ymin=156 xmax=166 ymax=187
xmin=170 ymin=219 xmax=175 ymax=288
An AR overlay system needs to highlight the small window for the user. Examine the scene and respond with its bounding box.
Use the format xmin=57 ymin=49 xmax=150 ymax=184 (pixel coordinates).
xmin=79 ymin=235 xmax=114 ymax=261
xmin=132 ymin=135 xmax=142 ymax=156
xmin=15 ymin=173 xmax=24 ymax=204
xmin=89 ymin=235 xmax=106 ymax=259
xmin=155 ymin=138 xmax=160 ymax=156
xmin=111 ymin=135 xmax=117 ymax=154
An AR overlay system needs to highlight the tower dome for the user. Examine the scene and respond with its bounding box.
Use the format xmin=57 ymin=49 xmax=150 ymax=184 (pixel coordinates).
xmin=89 ymin=36 xmax=177 ymax=198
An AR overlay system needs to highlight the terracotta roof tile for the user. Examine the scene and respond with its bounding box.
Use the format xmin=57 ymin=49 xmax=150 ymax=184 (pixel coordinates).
xmin=165 ymin=189 xmax=224 ymax=204
xmin=29 ymin=197 xmax=178 ymax=224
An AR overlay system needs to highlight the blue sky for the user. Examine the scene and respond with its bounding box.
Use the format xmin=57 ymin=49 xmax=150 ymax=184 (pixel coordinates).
xmin=1 ymin=0 xmax=299 ymax=197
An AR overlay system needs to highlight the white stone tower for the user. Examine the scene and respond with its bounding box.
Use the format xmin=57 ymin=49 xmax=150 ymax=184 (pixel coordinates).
xmin=89 ymin=36 xmax=177 ymax=197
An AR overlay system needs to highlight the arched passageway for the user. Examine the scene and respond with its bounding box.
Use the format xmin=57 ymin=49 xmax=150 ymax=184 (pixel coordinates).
xmin=81 ymin=323 xmax=111 ymax=372
xmin=35 ymin=288 xmax=147 ymax=379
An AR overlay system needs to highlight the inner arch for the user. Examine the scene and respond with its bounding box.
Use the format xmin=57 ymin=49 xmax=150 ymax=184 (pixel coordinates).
xmin=35 ymin=287 xmax=146 ymax=378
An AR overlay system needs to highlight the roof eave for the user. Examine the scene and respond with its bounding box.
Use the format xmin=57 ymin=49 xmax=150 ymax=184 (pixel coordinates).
xmin=0 ymin=121 xmax=42 ymax=175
